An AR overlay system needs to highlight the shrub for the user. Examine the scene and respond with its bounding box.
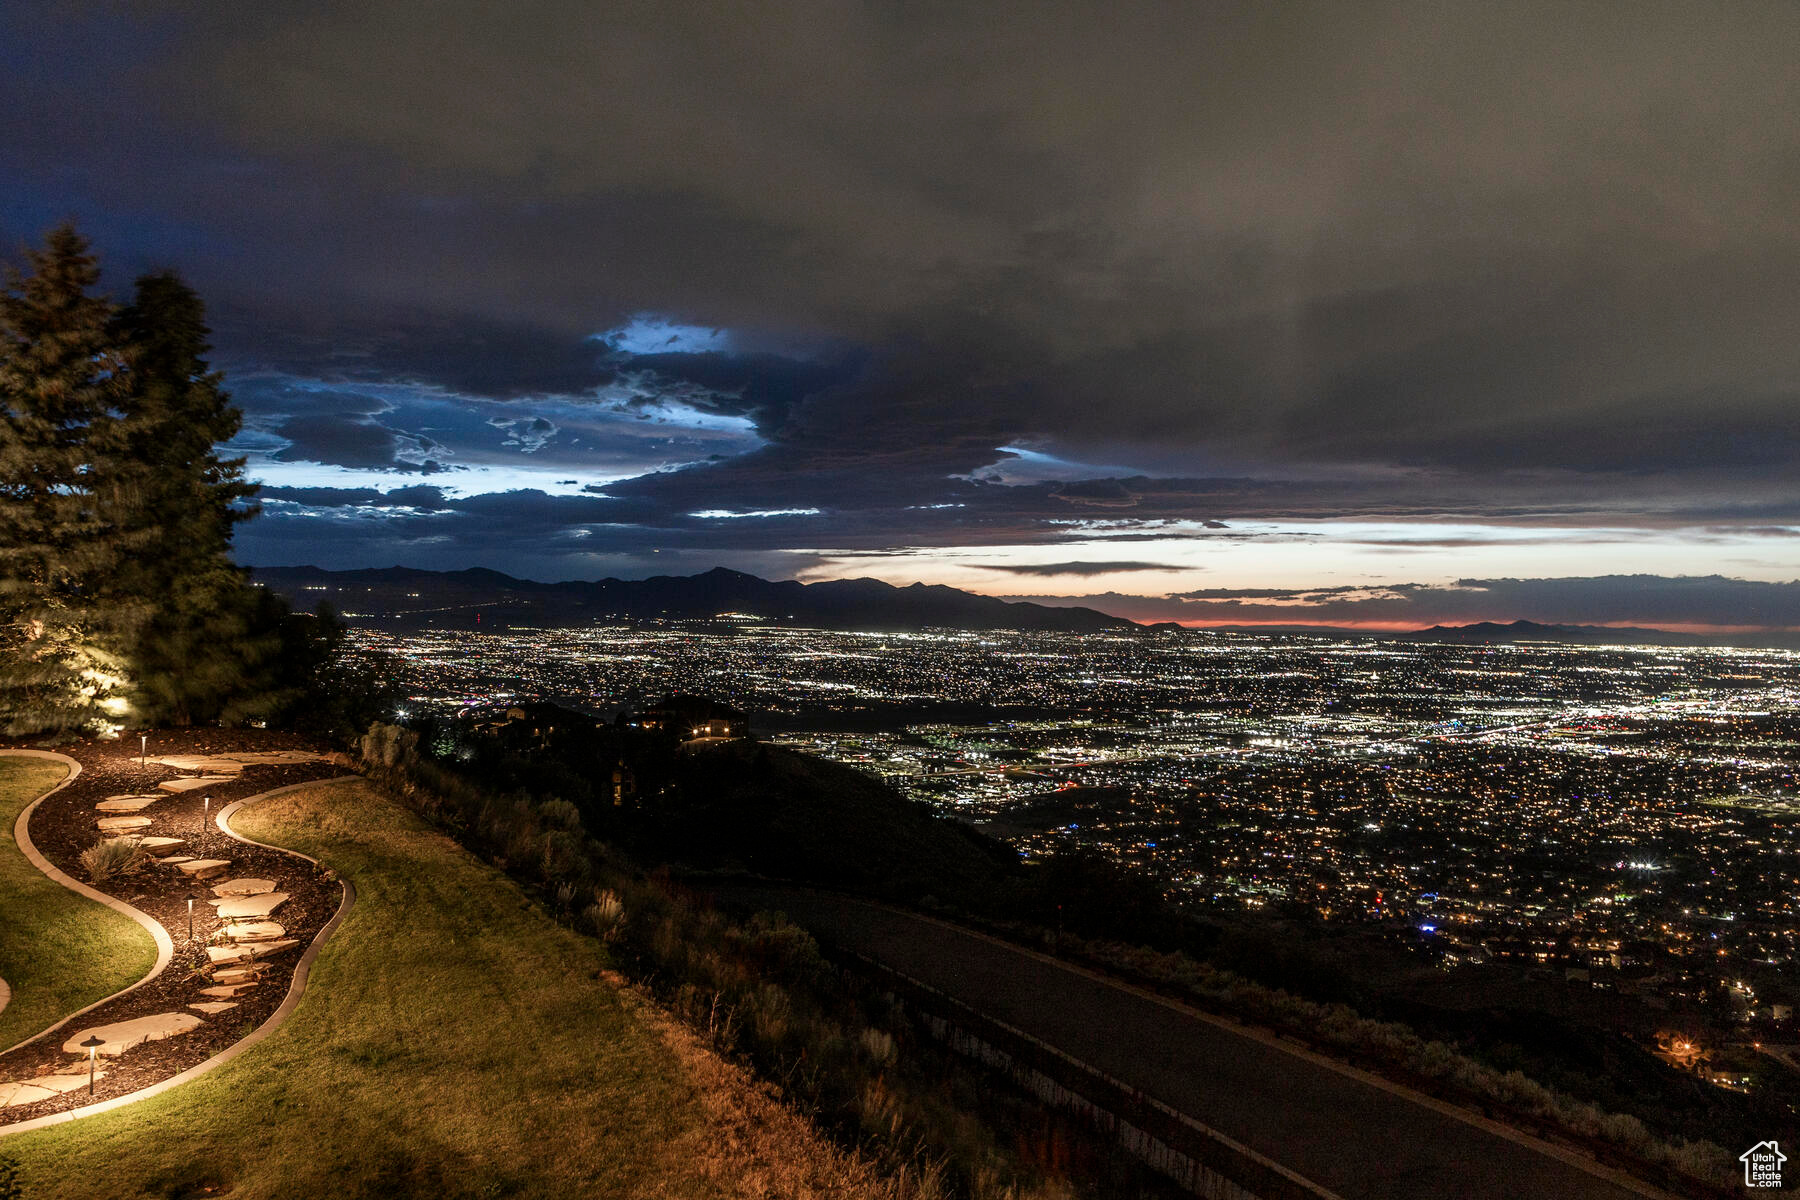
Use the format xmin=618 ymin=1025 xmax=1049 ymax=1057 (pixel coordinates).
xmin=80 ymin=836 xmax=150 ymax=883
xmin=537 ymin=797 xmax=582 ymax=831
xmin=747 ymin=982 xmax=791 ymax=1048
xmin=859 ymin=1027 xmax=897 ymax=1068
xmin=584 ymin=888 xmax=625 ymax=941
xmin=358 ymin=722 xmax=418 ymax=769
xmin=538 ymin=829 xmax=584 ymax=883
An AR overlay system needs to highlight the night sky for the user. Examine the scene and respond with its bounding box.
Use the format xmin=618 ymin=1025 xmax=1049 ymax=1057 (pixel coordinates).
xmin=7 ymin=3 xmax=1800 ymax=629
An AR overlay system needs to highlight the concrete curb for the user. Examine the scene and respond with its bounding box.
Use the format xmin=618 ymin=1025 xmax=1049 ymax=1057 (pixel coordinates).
xmin=0 ymin=750 xmax=172 ymax=1059
xmin=0 ymin=774 xmax=359 ymax=1138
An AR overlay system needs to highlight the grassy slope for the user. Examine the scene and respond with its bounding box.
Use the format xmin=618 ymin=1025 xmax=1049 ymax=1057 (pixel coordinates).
xmin=0 ymin=758 xmax=159 ymax=1051
xmin=4 ymin=778 xmax=866 ymax=1200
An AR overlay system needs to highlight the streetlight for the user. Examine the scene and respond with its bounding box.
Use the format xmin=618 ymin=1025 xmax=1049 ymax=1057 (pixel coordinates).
xmin=80 ymin=1034 xmax=105 ymax=1094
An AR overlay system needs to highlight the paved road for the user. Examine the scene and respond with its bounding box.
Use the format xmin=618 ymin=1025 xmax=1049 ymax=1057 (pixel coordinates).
xmin=713 ymin=887 xmax=1666 ymax=1200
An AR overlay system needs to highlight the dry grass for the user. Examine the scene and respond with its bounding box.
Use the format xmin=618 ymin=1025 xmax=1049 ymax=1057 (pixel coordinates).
xmin=608 ymin=968 xmax=897 ymax=1199
xmin=1 ymin=778 xmax=898 ymax=1200
xmin=0 ymin=758 xmax=158 ymax=1051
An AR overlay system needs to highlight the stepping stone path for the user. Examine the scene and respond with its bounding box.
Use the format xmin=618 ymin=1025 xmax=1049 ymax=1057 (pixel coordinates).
xmin=211 ymin=877 xmax=277 ymax=897
xmin=2 ymin=750 xmax=338 ymax=1116
xmin=0 ymin=1070 xmax=107 ymax=1107
xmin=62 ymin=1013 xmax=202 ymax=1058
xmin=213 ymin=893 xmax=289 ymax=921
xmin=95 ymin=797 xmax=159 ymax=813
xmin=157 ymin=776 xmax=234 ymax=794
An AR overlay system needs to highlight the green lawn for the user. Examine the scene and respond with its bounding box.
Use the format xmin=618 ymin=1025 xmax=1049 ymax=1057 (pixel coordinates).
xmin=0 ymin=778 xmax=790 ymax=1199
xmin=0 ymin=758 xmax=159 ymax=1051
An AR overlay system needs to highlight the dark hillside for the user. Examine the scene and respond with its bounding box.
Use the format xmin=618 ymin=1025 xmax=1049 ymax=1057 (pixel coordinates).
xmin=649 ymin=740 xmax=1020 ymax=903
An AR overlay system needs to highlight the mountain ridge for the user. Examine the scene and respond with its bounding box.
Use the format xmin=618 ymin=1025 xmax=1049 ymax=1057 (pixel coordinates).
xmin=252 ymin=564 xmax=1137 ymax=633
xmin=1201 ymin=618 xmax=1800 ymax=650
xmin=251 ymin=565 xmax=1800 ymax=647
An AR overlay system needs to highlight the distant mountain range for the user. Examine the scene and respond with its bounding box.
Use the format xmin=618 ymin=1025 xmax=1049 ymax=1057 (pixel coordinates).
xmin=1208 ymin=618 xmax=1800 ymax=650
xmin=252 ymin=566 xmax=1800 ymax=648
xmin=252 ymin=565 xmax=1137 ymax=633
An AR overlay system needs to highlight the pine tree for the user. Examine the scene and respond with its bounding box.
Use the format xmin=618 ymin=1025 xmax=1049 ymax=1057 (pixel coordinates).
xmin=0 ymin=226 xmax=139 ymax=735
xmin=2 ymin=228 xmax=354 ymax=736
xmin=110 ymin=272 xmax=281 ymax=725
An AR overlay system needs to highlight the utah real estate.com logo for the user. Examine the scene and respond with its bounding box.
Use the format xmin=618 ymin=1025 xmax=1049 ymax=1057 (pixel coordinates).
xmin=1742 ymin=1140 xmax=1786 ymax=1189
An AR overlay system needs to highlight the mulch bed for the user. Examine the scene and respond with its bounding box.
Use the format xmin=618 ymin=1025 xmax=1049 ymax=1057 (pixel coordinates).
xmin=0 ymin=729 xmax=350 ymax=1122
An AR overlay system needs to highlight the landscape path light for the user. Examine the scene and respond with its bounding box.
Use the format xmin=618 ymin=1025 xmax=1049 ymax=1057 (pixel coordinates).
xmin=80 ymin=1034 xmax=105 ymax=1094
xmin=189 ymin=885 xmax=209 ymax=943
xmin=139 ymin=733 xmax=147 ymax=767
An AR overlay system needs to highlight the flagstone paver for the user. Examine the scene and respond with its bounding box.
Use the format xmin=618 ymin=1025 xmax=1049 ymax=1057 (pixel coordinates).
xmin=197 ymin=983 xmax=257 ymax=999
xmin=147 ymin=756 xmax=244 ymax=773
xmin=208 ymin=965 xmax=271 ymax=985
xmin=205 ymin=939 xmax=299 ymax=965
xmin=210 ymin=877 xmax=276 ymax=897
xmin=139 ymin=836 xmax=186 ymax=856
xmin=172 ymin=858 xmax=232 ymax=880
xmin=62 ymin=1012 xmax=203 ymax=1058
xmin=157 ymin=776 xmax=234 ymax=794
xmin=93 ymin=798 xmax=156 ymax=816
xmin=216 ymin=751 xmax=326 ymax=766
xmin=150 ymin=751 xmax=326 ymax=771
xmin=95 ymin=815 xmax=153 ymax=834
xmin=213 ymin=893 xmax=289 ymax=921
xmin=187 ymin=1002 xmax=237 ymax=1015
xmin=219 ymin=921 xmax=284 ymax=942
xmin=0 ymin=1071 xmax=106 ymax=1107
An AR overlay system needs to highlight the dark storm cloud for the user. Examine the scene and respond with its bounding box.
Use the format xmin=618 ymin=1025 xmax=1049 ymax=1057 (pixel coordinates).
xmin=978 ymin=561 xmax=1188 ymax=577
xmin=609 ymin=350 xmax=865 ymax=433
xmin=216 ymin=313 xmax=619 ymax=400
xmin=12 ymin=2 xmax=1792 ymax=488
xmin=8 ymin=1 xmax=1800 ymax=607
xmin=270 ymin=414 xmax=444 ymax=472
xmin=261 ymin=484 xmax=450 ymax=511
